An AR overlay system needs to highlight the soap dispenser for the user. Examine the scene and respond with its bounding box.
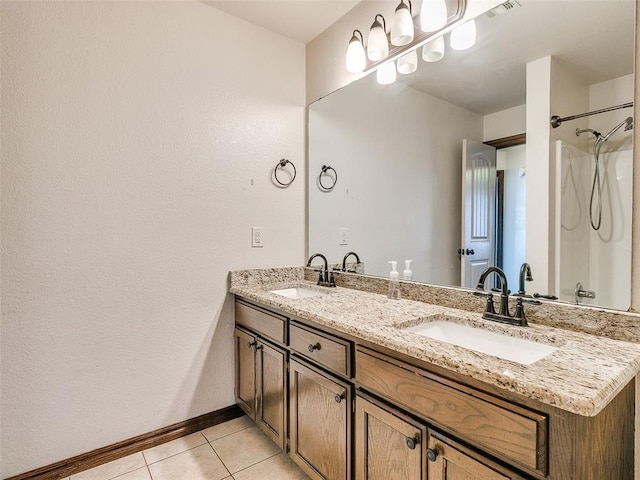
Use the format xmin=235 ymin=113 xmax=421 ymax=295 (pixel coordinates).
xmin=403 ymin=260 xmax=413 ymax=281
xmin=388 ymin=261 xmax=401 ymax=300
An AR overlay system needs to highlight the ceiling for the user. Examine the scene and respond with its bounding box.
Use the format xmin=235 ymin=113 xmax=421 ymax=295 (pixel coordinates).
xmin=398 ymin=0 xmax=635 ymax=115
xmin=203 ymin=0 xmax=635 ymax=115
xmin=203 ymin=0 xmax=361 ymax=44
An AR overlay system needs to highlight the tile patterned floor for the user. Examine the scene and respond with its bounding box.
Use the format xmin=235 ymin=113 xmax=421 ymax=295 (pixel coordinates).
xmin=67 ymin=416 xmax=310 ymax=480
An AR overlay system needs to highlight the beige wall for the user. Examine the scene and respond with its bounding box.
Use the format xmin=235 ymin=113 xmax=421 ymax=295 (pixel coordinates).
xmin=0 ymin=1 xmax=305 ymax=477
xmin=483 ymin=105 xmax=526 ymax=141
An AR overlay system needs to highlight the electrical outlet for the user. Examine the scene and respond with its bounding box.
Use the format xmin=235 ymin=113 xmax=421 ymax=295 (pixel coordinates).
xmin=252 ymin=227 xmax=264 ymax=248
xmin=339 ymin=227 xmax=348 ymax=246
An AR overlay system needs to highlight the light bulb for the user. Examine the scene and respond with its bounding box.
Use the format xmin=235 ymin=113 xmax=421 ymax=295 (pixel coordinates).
xmin=391 ymin=0 xmax=414 ymax=47
xmin=420 ymin=0 xmax=447 ymax=33
xmin=367 ymin=14 xmax=389 ymax=61
xmin=422 ymin=36 xmax=445 ymax=62
xmin=345 ymin=30 xmax=366 ymax=73
xmin=397 ymin=50 xmax=418 ymax=75
xmin=377 ymin=62 xmax=396 ymax=85
xmin=450 ymin=19 xmax=476 ymax=50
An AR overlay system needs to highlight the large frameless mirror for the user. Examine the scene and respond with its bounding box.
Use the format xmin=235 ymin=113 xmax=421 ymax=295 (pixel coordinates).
xmin=308 ymin=0 xmax=635 ymax=311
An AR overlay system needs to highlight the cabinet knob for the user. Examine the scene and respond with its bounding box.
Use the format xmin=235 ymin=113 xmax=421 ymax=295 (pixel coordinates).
xmin=426 ymin=448 xmax=438 ymax=462
xmin=334 ymin=393 xmax=345 ymax=403
xmin=308 ymin=342 xmax=321 ymax=353
xmin=405 ymin=435 xmax=419 ymax=450
xmin=247 ymin=341 xmax=257 ymax=349
xmin=255 ymin=344 xmax=263 ymax=350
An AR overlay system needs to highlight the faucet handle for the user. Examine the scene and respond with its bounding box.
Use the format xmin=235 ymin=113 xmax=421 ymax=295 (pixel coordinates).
xmin=513 ymin=297 xmax=540 ymax=326
xmin=312 ymin=268 xmax=325 ymax=284
xmin=520 ymin=298 xmax=542 ymax=305
xmin=532 ymin=293 xmax=558 ymax=300
xmin=473 ymin=291 xmax=496 ymax=315
xmin=514 ymin=297 xmax=527 ymax=325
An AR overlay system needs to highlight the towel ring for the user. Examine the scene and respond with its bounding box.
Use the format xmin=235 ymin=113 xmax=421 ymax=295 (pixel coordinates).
xmin=318 ymin=165 xmax=337 ymax=191
xmin=273 ymin=159 xmax=296 ymax=187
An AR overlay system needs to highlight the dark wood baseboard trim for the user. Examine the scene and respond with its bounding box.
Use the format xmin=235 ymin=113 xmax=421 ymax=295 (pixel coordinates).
xmin=6 ymin=404 xmax=244 ymax=480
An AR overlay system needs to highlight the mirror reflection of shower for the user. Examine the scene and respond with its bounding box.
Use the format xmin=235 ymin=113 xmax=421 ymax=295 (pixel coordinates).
xmin=576 ymin=116 xmax=633 ymax=231
xmin=555 ymin=92 xmax=634 ymax=311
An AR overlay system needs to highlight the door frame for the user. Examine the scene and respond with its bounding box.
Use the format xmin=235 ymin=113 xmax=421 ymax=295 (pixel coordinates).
xmin=483 ymin=133 xmax=526 ymax=291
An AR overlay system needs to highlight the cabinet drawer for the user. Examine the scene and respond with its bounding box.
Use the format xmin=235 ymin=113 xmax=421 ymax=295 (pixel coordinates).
xmin=356 ymin=347 xmax=547 ymax=476
xmin=235 ymin=299 xmax=287 ymax=344
xmin=290 ymin=322 xmax=352 ymax=377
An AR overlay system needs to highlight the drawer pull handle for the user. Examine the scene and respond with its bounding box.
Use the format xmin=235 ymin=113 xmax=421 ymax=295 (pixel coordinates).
xmin=255 ymin=344 xmax=263 ymax=351
xmin=426 ymin=448 xmax=438 ymax=462
xmin=247 ymin=341 xmax=257 ymax=349
xmin=308 ymin=342 xmax=321 ymax=353
xmin=406 ymin=435 xmax=419 ymax=450
xmin=334 ymin=393 xmax=345 ymax=403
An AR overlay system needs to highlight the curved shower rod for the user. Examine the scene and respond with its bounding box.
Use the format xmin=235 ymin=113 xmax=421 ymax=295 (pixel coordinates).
xmin=550 ymin=102 xmax=633 ymax=128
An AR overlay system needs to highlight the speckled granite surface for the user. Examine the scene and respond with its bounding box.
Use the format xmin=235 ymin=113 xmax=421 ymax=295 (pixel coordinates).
xmin=230 ymin=267 xmax=640 ymax=417
xmin=302 ymin=268 xmax=640 ymax=344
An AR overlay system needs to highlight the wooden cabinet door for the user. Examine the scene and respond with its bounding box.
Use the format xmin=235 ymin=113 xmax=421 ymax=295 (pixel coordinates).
xmin=234 ymin=328 xmax=256 ymax=419
xmin=355 ymin=394 xmax=426 ymax=480
xmin=427 ymin=432 xmax=525 ymax=480
xmin=289 ymin=358 xmax=351 ymax=480
xmin=256 ymin=340 xmax=287 ymax=450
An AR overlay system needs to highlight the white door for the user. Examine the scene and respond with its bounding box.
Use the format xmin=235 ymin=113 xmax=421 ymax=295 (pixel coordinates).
xmin=461 ymin=140 xmax=497 ymax=288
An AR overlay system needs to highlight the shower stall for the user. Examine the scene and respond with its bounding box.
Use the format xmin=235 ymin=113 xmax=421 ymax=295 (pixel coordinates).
xmin=555 ymin=121 xmax=633 ymax=310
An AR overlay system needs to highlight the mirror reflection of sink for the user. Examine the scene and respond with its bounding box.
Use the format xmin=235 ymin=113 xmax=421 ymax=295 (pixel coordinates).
xmin=400 ymin=317 xmax=558 ymax=365
xmin=269 ymin=287 xmax=325 ymax=299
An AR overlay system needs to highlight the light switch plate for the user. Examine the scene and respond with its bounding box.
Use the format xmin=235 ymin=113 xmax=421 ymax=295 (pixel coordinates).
xmin=339 ymin=227 xmax=348 ymax=246
xmin=252 ymin=227 xmax=264 ymax=247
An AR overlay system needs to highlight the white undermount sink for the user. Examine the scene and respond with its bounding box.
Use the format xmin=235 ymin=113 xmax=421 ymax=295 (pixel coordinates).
xmin=269 ymin=287 xmax=325 ymax=299
xmin=401 ymin=317 xmax=558 ymax=365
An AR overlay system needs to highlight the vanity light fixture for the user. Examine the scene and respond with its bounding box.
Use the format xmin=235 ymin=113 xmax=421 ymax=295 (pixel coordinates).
xmin=391 ymin=0 xmax=414 ymax=47
xmin=422 ymin=36 xmax=445 ymax=62
xmin=450 ymin=18 xmax=476 ymax=50
xmin=343 ymin=0 xmax=468 ymax=75
xmin=367 ymin=14 xmax=389 ymax=61
xmin=377 ymin=61 xmax=397 ymax=85
xmin=397 ymin=49 xmax=418 ymax=74
xmin=420 ymin=0 xmax=448 ymax=33
xmin=345 ymin=30 xmax=366 ymax=73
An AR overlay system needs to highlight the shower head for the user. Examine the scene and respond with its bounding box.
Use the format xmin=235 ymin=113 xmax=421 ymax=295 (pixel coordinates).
xmin=602 ymin=116 xmax=634 ymax=142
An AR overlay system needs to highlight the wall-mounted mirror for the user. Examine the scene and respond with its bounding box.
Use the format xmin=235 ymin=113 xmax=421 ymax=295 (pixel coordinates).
xmin=308 ymin=0 xmax=635 ymax=311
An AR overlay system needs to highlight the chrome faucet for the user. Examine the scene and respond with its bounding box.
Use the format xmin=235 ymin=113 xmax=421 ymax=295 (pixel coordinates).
xmin=475 ymin=266 xmax=539 ymax=326
xmin=517 ymin=263 xmax=533 ymax=296
xmin=306 ymin=253 xmax=336 ymax=287
xmin=341 ymin=251 xmax=361 ymax=273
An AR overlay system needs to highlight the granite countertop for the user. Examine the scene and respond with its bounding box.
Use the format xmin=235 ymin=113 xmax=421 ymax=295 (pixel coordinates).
xmin=229 ymin=268 xmax=640 ymax=417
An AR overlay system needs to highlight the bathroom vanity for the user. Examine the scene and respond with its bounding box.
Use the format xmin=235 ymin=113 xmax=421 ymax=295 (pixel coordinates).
xmin=230 ymin=268 xmax=640 ymax=480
